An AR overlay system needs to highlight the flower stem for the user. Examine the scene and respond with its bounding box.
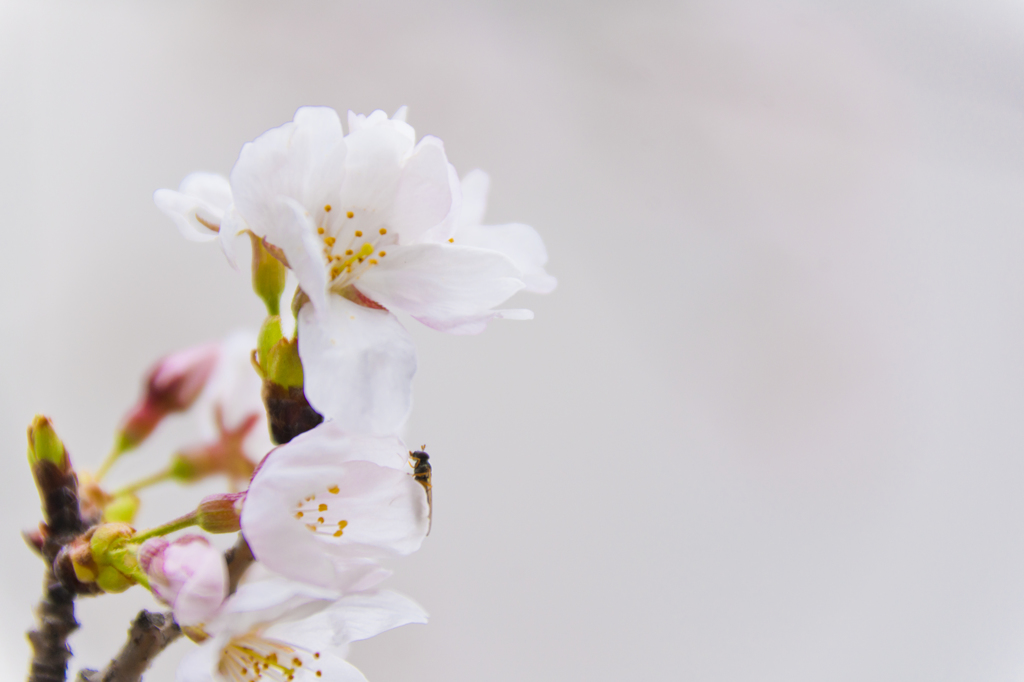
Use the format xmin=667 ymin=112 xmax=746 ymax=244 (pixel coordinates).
xmin=114 ymin=468 xmax=173 ymax=497
xmin=132 ymin=510 xmax=199 ymax=543
xmin=94 ymin=444 xmax=124 ymax=482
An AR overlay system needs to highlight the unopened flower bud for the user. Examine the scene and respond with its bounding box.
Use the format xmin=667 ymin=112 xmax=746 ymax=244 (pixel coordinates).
xmin=27 ymin=415 xmax=66 ymax=469
xmin=197 ymin=492 xmax=244 ymax=533
xmin=250 ymin=232 xmax=287 ymax=316
xmin=139 ymin=535 xmax=228 ymax=626
xmin=89 ymin=523 xmax=139 ymax=593
xmin=117 ymin=343 xmax=219 ymax=452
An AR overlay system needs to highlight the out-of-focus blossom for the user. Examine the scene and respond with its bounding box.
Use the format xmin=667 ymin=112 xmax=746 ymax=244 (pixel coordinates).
xmin=177 ymin=575 xmax=427 ymax=682
xmin=139 ymin=535 xmax=228 ymax=626
xmin=117 ymin=343 xmax=219 ymax=452
xmin=240 ymin=420 xmax=429 ymax=590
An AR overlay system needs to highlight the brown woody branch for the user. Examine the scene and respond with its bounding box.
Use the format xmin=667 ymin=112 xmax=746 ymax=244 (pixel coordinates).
xmin=75 ymin=611 xmax=180 ymax=682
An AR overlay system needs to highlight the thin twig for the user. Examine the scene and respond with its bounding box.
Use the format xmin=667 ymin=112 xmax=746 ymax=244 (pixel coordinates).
xmin=225 ymin=532 xmax=254 ymax=595
xmin=75 ymin=611 xmax=181 ymax=682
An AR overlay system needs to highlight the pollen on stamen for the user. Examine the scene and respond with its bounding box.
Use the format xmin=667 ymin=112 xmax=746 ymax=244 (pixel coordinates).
xmin=318 ymin=517 xmax=325 ymax=524
xmin=323 ymin=236 xmax=336 ymax=246
xmin=295 ymin=512 xmax=303 ymax=519
xmin=369 ymin=259 xmax=378 ymax=265
xmin=354 ymin=230 xmax=363 ymax=237
xmin=317 ymin=227 xmax=325 ymax=234
xmin=346 ymin=211 xmax=354 ymax=219
xmin=293 ymin=658 xmax=303 ymax=667
xmin=379 ymin=228 xmax=387 ymax=235
xmin=379 ymin=251 xmax=386 ymax=257
xmin=324 ymin=205 xmax=332 ymax=212
xmin=318 ymin=503 xmax=328 ymax=512
xmin=328 ymin=485 xmax=339 ymax=494
xmin=345 ymin=249 xmax=353 ymax=256
xmin=448 ymin=237 xmax=454 ymax=243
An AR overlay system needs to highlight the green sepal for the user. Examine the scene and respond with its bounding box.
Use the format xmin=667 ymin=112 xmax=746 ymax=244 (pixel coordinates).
xmin=250 ymin=232 xmax=287 ymax=316
xmin=265 ymin=337 xmax=304 ymax=388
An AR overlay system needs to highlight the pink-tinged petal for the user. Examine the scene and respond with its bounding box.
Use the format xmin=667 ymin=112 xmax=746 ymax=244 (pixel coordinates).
xmin=458 ymin=169 xmax=490 ymax=229
xmin=140 ymin=535 xmax=228 ymax=627
xmin=356 ymin=243 xmax=525 ymax=330
xmin=455 ymin=222 xmax=558 ymax=294
xmin=390 ymin=135 xmax=454 ymax=242
xmin=297 ymin=296 xmax=416 ymax=434
xmin=242 ymin=456 xmax=428 ymax=589
xmin=153 ymin=171 xmax=231 ymax=242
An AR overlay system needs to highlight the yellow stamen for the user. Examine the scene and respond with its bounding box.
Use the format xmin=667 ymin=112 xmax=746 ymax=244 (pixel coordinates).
xmin=346 ymin=211 xmax=354 ymax=218
xmin=379 ymin=228 xmax=387 ymax=235
xmin=324 ymin=204 xmax=332 ymax=212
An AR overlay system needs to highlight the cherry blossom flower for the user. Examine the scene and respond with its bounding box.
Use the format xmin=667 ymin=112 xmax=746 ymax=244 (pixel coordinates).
xmin=240 ymin=420 xmax=429 ymax=590
xmin=138 ymin=535 xmax=228 ymax=626
xmin=177 ymin=575 xmax=427 ymax=682
xmin=155 ymin=106 xmax=555 ymax=433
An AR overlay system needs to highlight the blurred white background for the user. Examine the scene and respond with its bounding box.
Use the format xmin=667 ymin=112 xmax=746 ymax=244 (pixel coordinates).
xmin=2 ymin=0 xmax=1024 ymax=680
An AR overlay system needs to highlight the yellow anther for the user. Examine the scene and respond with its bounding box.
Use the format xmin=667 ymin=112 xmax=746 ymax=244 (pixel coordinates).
xmin=346 ymin=211 xmax=354 ymax=219
xmin=354 ymin=230 xmax=363 ymax=237
xmin=379 ymin=251 xmax=386 ymax=257
xmin=324 ymin=205 xmax=332 ymax=212
xmin=295 ymin=512 xmax=303 ymax=519
xmin=333 ymin=530 xmax=344 ymax=537
xmin=369 ymin=259 xmax=378 ymax=265
xmin=323 ymin=236 xmax=335 ymax=246
xmin=338 ymin=520 xmax=347 ymax=528
xmin=345 ymin=249 xmax=353 ymax=256
xmin=317 ymin=517 xmax=324 ymax=524
xmin=448 ymin=237 xmax=454 ymax=243
xmin=317 ymin=227 xmax=325 ymax=234
xmin=328 ymin=485 xmax=339 ymax=494
xmin=379 ymin=228 xmax=387 ymax=235
xmin=330 ymin=266 xmax=343 ymax=279
xmin=318 ymin=503 xmax=328 ymax=512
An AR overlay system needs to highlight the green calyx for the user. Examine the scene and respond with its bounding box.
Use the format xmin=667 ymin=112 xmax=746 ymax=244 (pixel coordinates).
xmin=87 ymin=523 xmax=147 ymax=593
xmin=250 ymin=232 xmax=287 ymax=316
xmin=27 ymin=415 xmax=66 ymax=469
xmin=264 ymin=337 xmax=304 ymax=388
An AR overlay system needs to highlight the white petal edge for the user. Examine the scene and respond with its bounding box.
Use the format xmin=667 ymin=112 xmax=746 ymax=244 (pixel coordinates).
xmin=297 ymin=295 xmax=416 ymax=434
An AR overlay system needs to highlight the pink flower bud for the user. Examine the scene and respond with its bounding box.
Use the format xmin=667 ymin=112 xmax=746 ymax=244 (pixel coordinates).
xmin=118 ymin=343 xmax=220 ymax=451
xmin=139 ymin=535 xmax=227 ymax=626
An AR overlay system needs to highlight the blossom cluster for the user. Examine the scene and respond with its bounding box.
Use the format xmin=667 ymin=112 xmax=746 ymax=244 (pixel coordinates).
xmin=24 ymin=107 xmax=552 ymax=682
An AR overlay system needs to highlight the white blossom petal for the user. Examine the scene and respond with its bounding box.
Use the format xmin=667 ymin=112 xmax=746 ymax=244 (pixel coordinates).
xmin=455 ymin=222 xmax=557 ymax=294
xmin=458 ymin=168 xmax=490 ymax=229
xmin=356 ymin=243 xmax=525 ymax=331
xmin=389 ymin=135 xmax=454 ymax=242
xmin=153 ymin=171 xmax=231 ymax=242
xmin=297 ymin=296 xmax=416 ymax=434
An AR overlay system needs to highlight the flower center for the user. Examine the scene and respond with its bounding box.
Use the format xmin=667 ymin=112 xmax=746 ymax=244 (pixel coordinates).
xmin=316 ymin=205 xmax=395 ymax=290
xmin=293 ymin=485 xmax=349 ymax=538
xmin=219 ymin=633 xmax=324 ymax=681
